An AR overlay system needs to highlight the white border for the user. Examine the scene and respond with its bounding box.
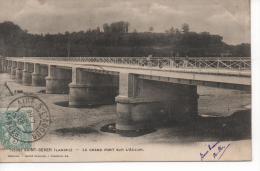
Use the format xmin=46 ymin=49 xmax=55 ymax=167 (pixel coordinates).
xmin=1 ymin=0 xmax=260 ymax=170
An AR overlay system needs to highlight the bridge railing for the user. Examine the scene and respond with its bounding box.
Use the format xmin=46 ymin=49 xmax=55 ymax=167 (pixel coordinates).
xmin=5 ymin=57 xmax=251 ymax=71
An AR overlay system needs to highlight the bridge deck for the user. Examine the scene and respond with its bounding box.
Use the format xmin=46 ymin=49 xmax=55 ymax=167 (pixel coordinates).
xmin=5 ymin=57 xmax=251 ymax=89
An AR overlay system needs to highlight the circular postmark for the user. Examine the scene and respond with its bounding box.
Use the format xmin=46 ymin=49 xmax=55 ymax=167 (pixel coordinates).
xmin=4 ymin=95 xmax=51 ymax=142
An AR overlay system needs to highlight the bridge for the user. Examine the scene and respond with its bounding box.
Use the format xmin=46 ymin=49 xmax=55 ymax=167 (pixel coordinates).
xmin=0 ymin=57 xmax=251 ymax=133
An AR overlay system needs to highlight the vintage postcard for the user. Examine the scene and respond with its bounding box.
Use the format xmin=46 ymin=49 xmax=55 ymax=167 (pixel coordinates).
xmin=0 ymin=0 xmax=251 ymax=162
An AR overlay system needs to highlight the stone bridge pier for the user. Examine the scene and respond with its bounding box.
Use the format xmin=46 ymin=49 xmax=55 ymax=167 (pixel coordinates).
xmin=0 ymin=59 xmax=3 ymax=73
xmin=22 ymin=62 xmax=34 ymax=86
xmin=69 ymin=67 xmax=118 ymax=107
xmin=46 ymin=65 xmax=72 ymax=94
xmin=7 ymin=60 xmax=12 ymax=74
xmin=16 ymin=62 xmax=24 ymax=84
xmin=115 ymin=73 xmax=199 ymax=132
xmin=32 ymin=64 xmax=48 ymax=87
xmin=11 ymin=61 xmax=17 ymax=79
xmin=0 ymin=59 xmax=7 ymax=73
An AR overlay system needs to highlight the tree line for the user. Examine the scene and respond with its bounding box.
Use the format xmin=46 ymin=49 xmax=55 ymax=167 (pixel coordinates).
xmin=0 ymin=21 xmax=250 ymax=57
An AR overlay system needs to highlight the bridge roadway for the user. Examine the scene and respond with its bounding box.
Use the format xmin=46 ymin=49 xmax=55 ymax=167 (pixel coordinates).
xmin=3 ymin=57 xmax=251 ymax=89
xmin=0 ymin=57 xmax=251 ymax=134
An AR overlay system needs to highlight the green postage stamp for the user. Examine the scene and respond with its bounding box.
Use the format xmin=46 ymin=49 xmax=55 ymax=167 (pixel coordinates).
xmin=0 ymin=95 xmax=51 ymax=150
xmin=0 ymin=111 xmax=32 ymax=150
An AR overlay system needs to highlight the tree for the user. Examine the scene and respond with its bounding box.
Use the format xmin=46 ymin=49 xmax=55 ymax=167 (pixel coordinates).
xmin=182 ymin=23 xmax=190 ymax=33
xmin=166 ymin=27 xmax=176 ymax=34
xmin=0 ymin=21 xmax=250 ymax=57
xmin=149 ymin=26 xmax=154 ymax=32
xmin=103 ymin=23 xmax=110 ymax=33
xmin=169 ymin=27 xmax=175 ymax=33
xmin=110 ymin=21 xmax=129 ymax=33
xmin=96 ymin=27 xmax=101 ymax=33
xmin=103 ymin=21 xmax=129 ymax=33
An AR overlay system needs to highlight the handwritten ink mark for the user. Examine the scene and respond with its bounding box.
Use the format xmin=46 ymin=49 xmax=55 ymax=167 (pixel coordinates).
xmin=218 ymin=144 xmax=230 ymax=160
xmin=208 ymin=141 xmax=220 ymax=150
xmin=200 ymin=150 xmax=209 ymax=161
xmin=200 ymin=142 xmax=231 ymax=161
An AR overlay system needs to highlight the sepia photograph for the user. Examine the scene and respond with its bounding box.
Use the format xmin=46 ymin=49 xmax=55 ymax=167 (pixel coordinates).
xmin=0 ymin=0 xmax=251 ymax=162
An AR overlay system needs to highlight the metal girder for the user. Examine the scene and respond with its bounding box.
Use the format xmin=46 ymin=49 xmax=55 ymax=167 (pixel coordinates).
xmin=5 ymin=56 xmax=251 ymax=71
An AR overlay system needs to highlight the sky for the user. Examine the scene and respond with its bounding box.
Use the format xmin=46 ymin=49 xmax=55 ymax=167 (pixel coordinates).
xmin=0 ymin=0 xmax=250 ymax=45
